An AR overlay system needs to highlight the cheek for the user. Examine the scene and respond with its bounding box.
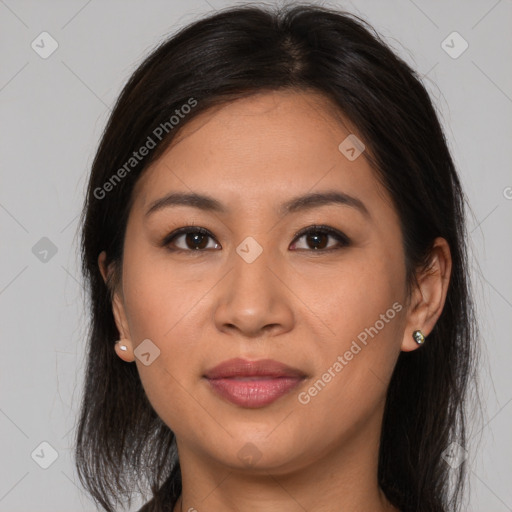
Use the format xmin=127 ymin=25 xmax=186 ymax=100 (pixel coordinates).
xmin=295 ymin=248 xmax=405 ymax=407
xmin=121 ymin=283 xmax=203 ymax=434
xmin=297 ymin=245 xmax=405 ymax=342
xmin=121 ymin=243 xmax=203 ymax=338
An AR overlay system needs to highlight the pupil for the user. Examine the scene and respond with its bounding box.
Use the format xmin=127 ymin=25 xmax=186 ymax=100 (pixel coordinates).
xmin=308 ymin=232 xmax=327 ymax=250
xmin=187 ymin=233 xmax=207 ymax=250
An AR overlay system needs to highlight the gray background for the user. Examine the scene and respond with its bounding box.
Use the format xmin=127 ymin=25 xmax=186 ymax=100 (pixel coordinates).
xmin=1 ymin=0 xmax=511 ymax=510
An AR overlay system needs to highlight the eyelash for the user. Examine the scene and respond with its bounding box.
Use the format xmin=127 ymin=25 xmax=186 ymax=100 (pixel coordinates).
xmin=161 ymin=224 xmax=350 ymax=254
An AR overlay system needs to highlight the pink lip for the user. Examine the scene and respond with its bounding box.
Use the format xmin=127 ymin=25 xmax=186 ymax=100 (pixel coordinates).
xmin=204 ymin=358 xmax=306 ymax=408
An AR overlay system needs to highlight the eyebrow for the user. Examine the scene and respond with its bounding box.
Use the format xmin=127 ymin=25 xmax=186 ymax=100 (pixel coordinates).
xmin=144 ymin=190 xmax=370 ymax=219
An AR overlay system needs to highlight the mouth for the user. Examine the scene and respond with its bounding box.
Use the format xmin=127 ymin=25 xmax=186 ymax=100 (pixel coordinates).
xmin=203 ymin=358 xmax=306 ymax=408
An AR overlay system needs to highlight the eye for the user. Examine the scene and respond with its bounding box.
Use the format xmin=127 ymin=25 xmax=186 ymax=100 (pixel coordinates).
xmin=162 ymin=226 xmax=220 ymax=252
xmin=289 ymin=225 xmax=350 ymax=252
xmin=162 ymin=224 xmax=350 ymax=253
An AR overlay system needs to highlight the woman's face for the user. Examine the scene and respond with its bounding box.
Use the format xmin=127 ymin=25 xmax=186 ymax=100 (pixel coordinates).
xmin=104 ymin=90 xmax=424 ymax=475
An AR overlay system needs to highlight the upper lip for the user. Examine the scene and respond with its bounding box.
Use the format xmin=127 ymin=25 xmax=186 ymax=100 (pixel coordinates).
xmin=204 ymin=358 xmax=306 ymax=379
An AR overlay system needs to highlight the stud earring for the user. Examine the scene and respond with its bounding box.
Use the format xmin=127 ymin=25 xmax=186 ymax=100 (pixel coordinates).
xmin=115 ymin=339 xmax=128 ymax=351
xmin=412 ymin=330 xmax=425 ymax=345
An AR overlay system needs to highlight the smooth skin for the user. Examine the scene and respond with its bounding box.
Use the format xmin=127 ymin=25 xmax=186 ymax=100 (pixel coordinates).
xmin=98 ymin=90 xmax=451 ymax=512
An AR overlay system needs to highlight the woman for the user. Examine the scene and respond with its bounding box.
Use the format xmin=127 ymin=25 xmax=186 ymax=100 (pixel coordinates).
xmin=75 ymin=4 xmax=480 ymax=511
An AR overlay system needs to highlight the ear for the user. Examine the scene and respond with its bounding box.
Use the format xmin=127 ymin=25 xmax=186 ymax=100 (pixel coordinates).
xmin=401 ymin=237 xmax=452 ymax=352
xmin=98 ymin=251 xmax=135 ymax=363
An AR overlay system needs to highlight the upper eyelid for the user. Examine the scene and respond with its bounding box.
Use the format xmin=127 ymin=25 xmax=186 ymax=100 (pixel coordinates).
xmin=292 ymin=225 xmax=347 ymax=240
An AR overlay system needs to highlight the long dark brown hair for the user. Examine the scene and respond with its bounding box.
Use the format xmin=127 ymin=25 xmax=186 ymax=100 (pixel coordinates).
xmin=76 ymin=4 xmax=481 ymax=511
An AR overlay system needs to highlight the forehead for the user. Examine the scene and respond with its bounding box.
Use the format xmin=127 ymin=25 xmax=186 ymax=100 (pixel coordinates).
xmin=132 ymin=90 xmax=388 ymax=217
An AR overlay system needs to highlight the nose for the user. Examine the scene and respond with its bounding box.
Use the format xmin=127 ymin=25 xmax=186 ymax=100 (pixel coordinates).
xmin=213 ymin=240 xmax=295 ymax=339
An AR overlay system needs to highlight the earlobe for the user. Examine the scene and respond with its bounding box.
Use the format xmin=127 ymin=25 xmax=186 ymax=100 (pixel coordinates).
xmin=401 ymin=237 xmax=452 ymax=352
xmin=114 ymin=339 xmax=135 ymax=362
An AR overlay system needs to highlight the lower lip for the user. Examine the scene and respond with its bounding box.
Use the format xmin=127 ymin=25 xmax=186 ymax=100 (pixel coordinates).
xmin=205 ymin=376 xmax=304 ymax=408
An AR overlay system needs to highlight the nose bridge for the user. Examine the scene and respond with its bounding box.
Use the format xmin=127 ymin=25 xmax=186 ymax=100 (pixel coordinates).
xmin=230 ymin=232 xmax=277 ymax=304
xmin=212 ymin=232 xmax=294 ymax=337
